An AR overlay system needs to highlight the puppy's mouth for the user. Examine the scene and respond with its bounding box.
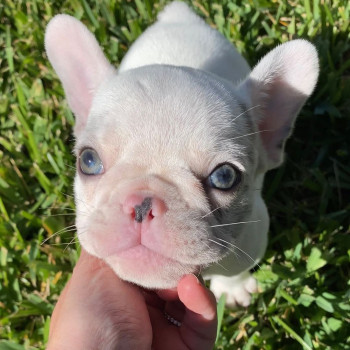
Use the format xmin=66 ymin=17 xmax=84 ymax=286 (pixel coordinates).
xmin=116 ymin=244 xmax=177 ymax=263
xmin=104 ymin=244 xmax=200 ymax=289
xmin=108 ymin=243 xmax=199 ymax=271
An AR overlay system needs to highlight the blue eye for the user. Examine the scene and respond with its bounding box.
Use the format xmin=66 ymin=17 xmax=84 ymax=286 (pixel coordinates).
xmin=209 ymin=164 xmax=240 ymax=190
xmin=79 ymin=148 xmax=104 ymax=175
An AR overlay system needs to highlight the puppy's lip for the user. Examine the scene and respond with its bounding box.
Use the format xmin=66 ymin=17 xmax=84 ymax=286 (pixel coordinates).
xmin=117 ymin=244 xmax=178 ymax=263
xmin=110 ymin=244 xmax=200 ymax=274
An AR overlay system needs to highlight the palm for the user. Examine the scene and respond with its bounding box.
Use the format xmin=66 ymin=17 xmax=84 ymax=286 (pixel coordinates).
xmin=48 ymin=251 xmax=216 ymax=350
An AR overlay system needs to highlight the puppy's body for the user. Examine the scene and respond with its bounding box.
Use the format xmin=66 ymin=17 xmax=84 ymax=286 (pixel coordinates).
xmin=45 ymin=2 xmax=319 ymax=306
xmin=119 ymin=2 xmax=250 ymax=84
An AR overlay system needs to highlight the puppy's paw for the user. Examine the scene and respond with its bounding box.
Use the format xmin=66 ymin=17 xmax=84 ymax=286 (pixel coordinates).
xmin=210 ymin=271 xmax=258 ymax=308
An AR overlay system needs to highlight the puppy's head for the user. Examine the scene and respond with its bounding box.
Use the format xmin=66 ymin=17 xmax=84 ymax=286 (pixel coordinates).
xmin=45 ymin=15 xmax=318 ymax=288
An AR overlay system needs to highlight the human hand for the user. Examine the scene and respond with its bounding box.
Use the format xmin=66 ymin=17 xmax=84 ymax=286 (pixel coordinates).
xmin=47 ymin=249 xmax=217 ymax=350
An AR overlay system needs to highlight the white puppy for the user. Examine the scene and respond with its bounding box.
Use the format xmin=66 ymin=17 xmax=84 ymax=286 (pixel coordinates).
xmin=45 ymin=1 xmax=319 ymax=306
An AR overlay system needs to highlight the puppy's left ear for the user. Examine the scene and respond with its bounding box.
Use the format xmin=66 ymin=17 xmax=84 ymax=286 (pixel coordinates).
xmin=238 ymin=40 xmax=319 ymax=171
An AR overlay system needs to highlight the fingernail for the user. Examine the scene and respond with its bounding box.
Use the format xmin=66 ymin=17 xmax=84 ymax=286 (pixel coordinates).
xmin=189 ymin=273 xmax=200 ymax=283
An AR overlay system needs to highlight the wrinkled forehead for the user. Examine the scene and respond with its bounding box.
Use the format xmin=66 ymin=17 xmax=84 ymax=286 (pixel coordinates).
xmin=83 ymin=65 xmax=254 ymax=168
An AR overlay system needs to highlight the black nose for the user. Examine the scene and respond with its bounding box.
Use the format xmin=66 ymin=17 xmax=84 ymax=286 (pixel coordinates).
xmin=134 ymin=197 xmax=152 ymax=223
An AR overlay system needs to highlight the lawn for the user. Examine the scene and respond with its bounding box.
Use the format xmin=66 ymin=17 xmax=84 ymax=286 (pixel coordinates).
xmin=0 ymin=0 xmax=349 ymax=349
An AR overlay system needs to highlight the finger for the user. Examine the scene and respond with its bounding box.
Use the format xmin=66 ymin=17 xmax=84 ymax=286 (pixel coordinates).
xmin=179 ymin=275 xmax=216 ymax=320
xmin=156 ymin=287 xmax=178 ymax=301
xmin=148 ymin=304 xmax=185 ymax=350
xmin=164 ymin=299 xmax=185 ymax=323
xmin=178 ymin=274 xmax=217 ymax=349
xmin=49 ymin=250 xmax=93 ymax=336
xmin=49 ymin=249 xmax=153 ymax=349
xmin=142 ymin=289 xmax=165 ymax=309
xmin=74 ymin=248 xmax=107 ymax=273
xmin=49 ymin=277 xmax=72 ymax=336
xmin=152 ymin=273 xmax=205 ymax=302
xmin=48 ymin=250 xmax=111 ymax=343
xmin=150 ymin=275 xmax=217 ymax=350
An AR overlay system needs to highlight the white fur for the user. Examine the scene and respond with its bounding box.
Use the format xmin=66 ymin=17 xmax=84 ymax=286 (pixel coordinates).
xmin=210 ymin=271 xmax=258 ymax=307
xmin=45 ymin=1 xmax=319 ymax=306
xmin=118 ymin=2 xmax=250 ymax=84
xmin=45 ymin=14 xmax=115 ymax=134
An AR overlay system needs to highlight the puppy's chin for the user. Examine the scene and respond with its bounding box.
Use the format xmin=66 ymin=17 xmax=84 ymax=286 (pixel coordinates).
xmin=104 ymin=246 xmax=199 ymax=289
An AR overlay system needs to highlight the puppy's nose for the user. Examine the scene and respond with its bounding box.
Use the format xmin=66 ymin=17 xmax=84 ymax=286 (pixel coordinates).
xmin=123 ymin=194 xmax=167 ymax=222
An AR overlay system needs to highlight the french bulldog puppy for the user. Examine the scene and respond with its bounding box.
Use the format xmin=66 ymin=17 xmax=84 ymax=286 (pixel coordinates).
xmin=45 ymin=1 xmax=319 ymax=306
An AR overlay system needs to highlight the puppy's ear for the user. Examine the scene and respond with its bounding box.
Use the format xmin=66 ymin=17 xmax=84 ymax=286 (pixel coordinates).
xmin=45 ymin=15 xmax=115 ymax=135
xmin=238 ymin=40 xmax=319 ymax=170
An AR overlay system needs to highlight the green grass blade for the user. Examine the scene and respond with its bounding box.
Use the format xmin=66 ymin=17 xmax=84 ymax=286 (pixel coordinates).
xmin=215 ymin=293 xmax=226 ymax=343
xmin=272 ymin=316 xmax=313 ymax=350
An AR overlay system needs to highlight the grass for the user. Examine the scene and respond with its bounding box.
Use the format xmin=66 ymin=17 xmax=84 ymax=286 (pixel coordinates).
xmin=0 ymin=0 xmax=349 ymax=349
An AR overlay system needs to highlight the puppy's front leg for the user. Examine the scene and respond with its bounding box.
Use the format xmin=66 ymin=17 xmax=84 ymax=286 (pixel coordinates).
xmin=210 ymin=271 xmax=258 ymax=307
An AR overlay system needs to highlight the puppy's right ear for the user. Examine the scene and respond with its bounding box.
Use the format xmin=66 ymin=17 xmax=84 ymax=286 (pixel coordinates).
xmin=45 ymin=15 xmax=115 ymax=135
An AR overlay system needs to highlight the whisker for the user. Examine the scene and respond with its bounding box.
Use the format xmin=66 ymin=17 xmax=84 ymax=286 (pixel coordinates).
xmin=210 ymin=220 xmax=260 ymax=228
xmin=75 ymin=227 xmax=90 ymax=237
xmin=208 ymin=238 xmax=233 ymax=252
xmin=212 ymin=260 xmax=229 ymax=272
xmin=60 ymin=192 xmax=75 ymax=199
xmin=41 ymin=209 xmax=90 ymax=217
xmin=201 ymin=242 xmax=230 ymax=272
xmin=64 ymin=162 xmax=76 ymax=170
xmin=41 ymin=213 xmax=76 ymax=217
xmin=49 ymin=240 xmax=79 ymax=247
xmin=215 ymin=237 xmax=261 ymax=269
xmin=39 ymin=207 xmax=76 ymax=211
xmin=41 ymin=224 xmax=76 ymax=245
xmin=200 ymin=205 xmax=225 ymax=219
xmin=230 ymin=129 xmax=274 ymax=141
xmin=208 ymin=238 xmax=240 ymax=259
xmin=59 ymin=192 xmax=95 ymax=213
xmin=64 ymin=236 xmax=79 ymax=252
xmin=231 ymin=105 xmax=260 ymax=122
